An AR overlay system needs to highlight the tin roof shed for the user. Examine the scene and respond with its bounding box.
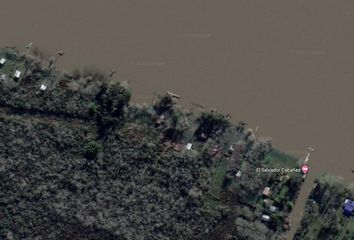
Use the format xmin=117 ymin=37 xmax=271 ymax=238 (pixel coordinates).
xmin=40 ymin=84 xmax=47 ymax=91
xmin=261 ymin=215 xmax=271 ymax=222
xmin=186 ymin=143 xmax=192 ymax=150
xmin=14 ymin=70 xmax=21 ymax=79
xmin=0 ymin=58 xmax=6 ymax=65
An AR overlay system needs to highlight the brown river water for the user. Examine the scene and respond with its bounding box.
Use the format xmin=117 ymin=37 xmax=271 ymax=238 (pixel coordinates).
xmin=1 ymin=1 xmax=354 ymax=238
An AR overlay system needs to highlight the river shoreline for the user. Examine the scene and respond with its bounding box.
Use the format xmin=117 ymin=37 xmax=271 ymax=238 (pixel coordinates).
xmin=1 ymin=1 xmax=354 ymax=239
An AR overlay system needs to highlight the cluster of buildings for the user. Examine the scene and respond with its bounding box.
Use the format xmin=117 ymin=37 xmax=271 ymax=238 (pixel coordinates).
xmin=260 ymin=186 xmax=291 ymax=230
xmin=0 ymin=57 xmax=21 ymax=79
xmin=261 ymin=187 xmax=275 ymax=221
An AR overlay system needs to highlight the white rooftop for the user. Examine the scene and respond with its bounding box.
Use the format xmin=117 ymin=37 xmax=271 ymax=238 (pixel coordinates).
xmin=40 ymin=84 xmax=47 ymax=91
xmin=0 ymin=58 xmax=6 ymax=65
xmin=186 ymin=143 xmax=192 ymax=150
xmin=269 ymin=205 xmax=278 ymax=212
xmin=14 ymin=70 xmax=21 ymax=79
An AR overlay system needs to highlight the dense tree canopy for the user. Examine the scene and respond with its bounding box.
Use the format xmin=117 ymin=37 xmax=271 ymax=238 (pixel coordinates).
xmin=194 ymin=112 xmax=230 ymax=141
xmin=0 ymin=48 xmax=304 ymax=240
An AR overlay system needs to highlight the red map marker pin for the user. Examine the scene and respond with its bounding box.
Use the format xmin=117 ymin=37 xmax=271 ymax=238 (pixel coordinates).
xmin=301 ymin=165 xmax=309 ymax=174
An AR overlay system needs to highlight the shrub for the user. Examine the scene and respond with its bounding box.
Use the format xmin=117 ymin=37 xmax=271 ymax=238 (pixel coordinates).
xmin=88 ymin=103 xmax=98 ymax=117
xmin=153 ymin=94 xmax=174 ymax=115
xmin=83 ymin=141 xmax=103 ymax=160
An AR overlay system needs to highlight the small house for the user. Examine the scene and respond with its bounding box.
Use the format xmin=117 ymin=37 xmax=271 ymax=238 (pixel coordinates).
xmin=261 ymin=214 xmax=271 ymax=222
xmin=40 ymin=84 xmax=47 ymax=91
xmin=186 ymin=143 xmax=192 ymax=150
xmin=0 ymin=58 xmax=6 ymax=65
xmin=269 ymin=205 xmax=278 ymax=212
xmin=262 ymin=187 xmax=272 ymax=197
xmin=1 ymin=74 xmax=6 ymax=80
xmin=14 ymin=70 xmax=21 ymax=79
xmin=263 ymin=199 xmax=273 ymax=208
xmin=343 ymin=199 xmax=354 ymax=216
xmin=235 ymin=171 xmax=242 ymax=178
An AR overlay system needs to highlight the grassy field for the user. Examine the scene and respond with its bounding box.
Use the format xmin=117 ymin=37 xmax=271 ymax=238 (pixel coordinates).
xmin=0 ymin=55 xmax=25 ymax=77
xmin=264 ymin=149 xmax=300 ymax=169
xmin=204 ymin=159 xmax=228 ymax=208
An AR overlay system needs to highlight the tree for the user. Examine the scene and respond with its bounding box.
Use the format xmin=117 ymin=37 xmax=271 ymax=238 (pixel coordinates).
xmin=163 ymin=112 xmax=189 ymax=141
xmin=153 ymin=94 xmax=174 ymax=115
xmin=83 ymin=141 xmax=103 ymax=160
xmin=95 ymin=83 xmax=131 ymax=138
xmin=96 ymin=83 xmax=131 ymax=118
xmin=194 ymin=112 xmax=230 ymax=141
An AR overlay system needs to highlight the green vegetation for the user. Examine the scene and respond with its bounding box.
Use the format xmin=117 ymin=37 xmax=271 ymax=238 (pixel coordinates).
xmin=0 ymin=47 xmax=304 ymax=240
xmin=204 ymin=160 xmax=228 ymax=209
xmin=83 ymin=141 xmax=103 ymax=160
xmin=0 ymin=48 xmax=26 ymax=76
xmin=264 ymin=150 xmax=300 ymax=169
xmin=95 ymin=83 xmax=131 ymax=138
xmin=210 ymin=160 xmax=228 ymax=197
xmin=194 ymin=112 xmax=231 ymax=141
xmin=294 ymin=175 xmax=354 ymax=240
xmin=153 ymin=94 xmax=174 ymax=114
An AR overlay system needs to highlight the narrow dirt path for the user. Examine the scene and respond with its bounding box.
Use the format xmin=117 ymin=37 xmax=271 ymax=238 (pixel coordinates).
xmin=0 ymin=105 xmax=97 ymax=135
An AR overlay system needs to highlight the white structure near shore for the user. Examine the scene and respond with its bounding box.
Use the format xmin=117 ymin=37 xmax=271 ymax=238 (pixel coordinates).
xmin=185 ymin=143 xmax=192 ymax=150
xmin=14 ymin=70 xmax=21 ymax=79
xmin=40 ymin=84 xmax=47 ymax=91
xmin=0 ymin=58 xmax=6 ymax=65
